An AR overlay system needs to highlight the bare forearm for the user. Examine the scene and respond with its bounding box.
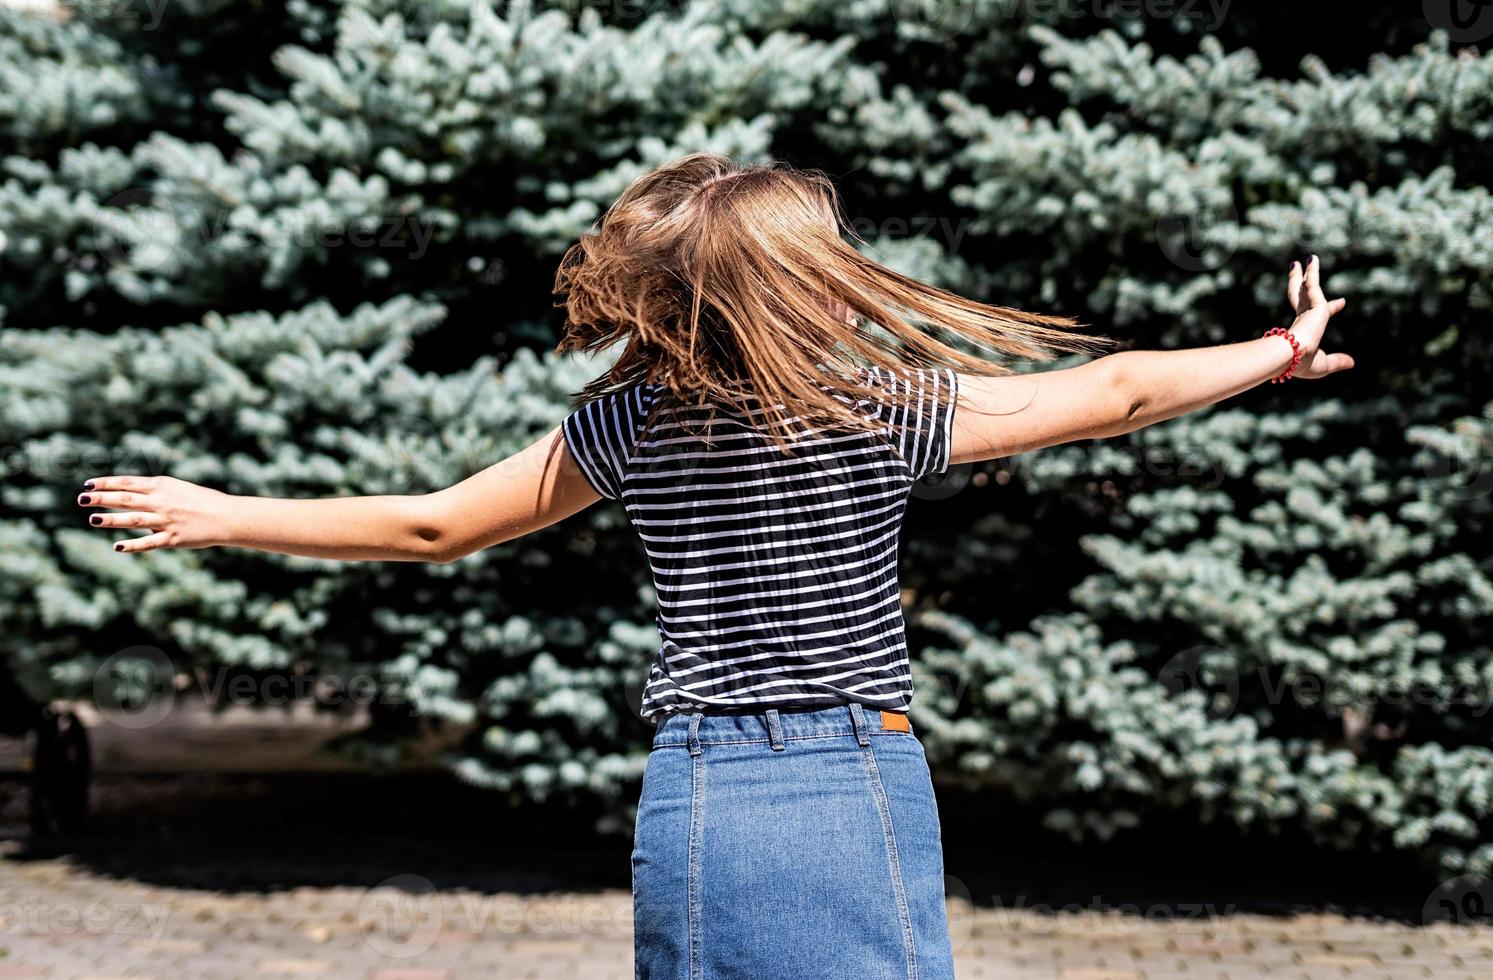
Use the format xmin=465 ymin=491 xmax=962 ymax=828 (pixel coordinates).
xmin=1105 ymin=334 xmax=1298 ymax=434
xmin=80 ymin=429 xmax=601 ymax=558
xmin=210 ymin=493 xmax=445 ymax=562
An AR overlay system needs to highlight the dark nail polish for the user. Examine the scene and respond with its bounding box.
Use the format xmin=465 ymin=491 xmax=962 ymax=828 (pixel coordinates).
xmin=82 ymin=481 xmax=95 ymax=491
xmin=113 ymin=543 xmax=124 ymax=552
xmin=90 ymin=515 xmax=103 ymax=526
xmin=78 ymin=495 xmax=91 ymax=505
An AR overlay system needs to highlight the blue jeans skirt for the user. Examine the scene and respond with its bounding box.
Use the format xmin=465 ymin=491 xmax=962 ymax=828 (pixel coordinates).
xmin=632 ymin=702 xmax=955 ymax=979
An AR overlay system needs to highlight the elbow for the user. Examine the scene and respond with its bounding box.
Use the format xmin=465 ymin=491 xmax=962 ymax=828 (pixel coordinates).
xmin=401 ymin=498 xmax=466 ymax=564
xmin=1101 ymin=354 xmax=1147 ymax=436
xmin=416 ymin=528 xmax=466 ymax=565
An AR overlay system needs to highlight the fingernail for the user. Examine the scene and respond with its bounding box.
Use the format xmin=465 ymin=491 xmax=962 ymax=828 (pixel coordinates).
xmin=82 ymin=481 xmax=95 ymax=491
xmin=90 ymin=515 xmax=102 ymax=526
xmin=1310 ymin=254 xmax=1318 ymax=266
xmin=113 ymin=543 xmax=124 ymax=552
xmin=78 ymin=495 xmax=91 ymax=505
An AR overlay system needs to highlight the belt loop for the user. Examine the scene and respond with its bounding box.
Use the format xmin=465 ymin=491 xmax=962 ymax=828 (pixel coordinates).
xmin=847 ymin=703 xmax=871 ymax=747
xmin=766 ymin=708 xmax=785 ymax=751
xmin=687 ymin=712 xmax=704 ymax=757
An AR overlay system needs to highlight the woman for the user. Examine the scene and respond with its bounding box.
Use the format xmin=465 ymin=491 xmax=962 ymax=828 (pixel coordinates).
xmin=77 ymin=153 xmax=1350 ymax=978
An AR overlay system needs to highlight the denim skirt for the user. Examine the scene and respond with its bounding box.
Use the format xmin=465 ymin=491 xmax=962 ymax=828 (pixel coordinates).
xmin=632 ymin=702 xmax=955 ymax=979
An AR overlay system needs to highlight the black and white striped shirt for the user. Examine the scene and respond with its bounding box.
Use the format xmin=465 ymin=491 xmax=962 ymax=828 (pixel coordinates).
xmin=562 ymin=367 xmax=959 ymax=721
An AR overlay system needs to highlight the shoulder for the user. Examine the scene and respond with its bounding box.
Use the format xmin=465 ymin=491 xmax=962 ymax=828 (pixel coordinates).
xmin=561 ymin=381 xmax=663 ymax=499
xmin=857 ymin=364 xmax=959 ymax=407
xmin=568 ymin=381 xmax=661 ymax=428
xmin=854 ymin=365 xmax=959 ymax=480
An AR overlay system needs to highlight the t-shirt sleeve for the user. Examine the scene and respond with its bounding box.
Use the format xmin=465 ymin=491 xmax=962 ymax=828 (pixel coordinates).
xmin=561 ymin=389 xmax=644 ymax=500
xmin=866 ymin=366 xmax=959 ymax=481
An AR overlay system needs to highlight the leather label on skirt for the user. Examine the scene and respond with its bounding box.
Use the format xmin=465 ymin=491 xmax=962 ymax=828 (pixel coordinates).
xmin=880 ymin=710 xmax=910 ymax=732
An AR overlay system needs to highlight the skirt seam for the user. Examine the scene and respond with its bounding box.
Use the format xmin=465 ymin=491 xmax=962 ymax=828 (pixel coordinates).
xmin=860 ymin=739 xmax=919 ymax=979
xmin=687 ymin=749 xmax=705 ymax=980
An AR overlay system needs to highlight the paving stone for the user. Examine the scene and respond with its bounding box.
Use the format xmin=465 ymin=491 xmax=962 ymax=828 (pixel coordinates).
xmin=5 ymin=852 xmax=1493 ymax=980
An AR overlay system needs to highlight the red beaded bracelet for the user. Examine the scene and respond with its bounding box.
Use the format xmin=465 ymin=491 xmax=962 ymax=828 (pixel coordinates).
xmin=1263 ymin=327 xmax=1302 ymax=383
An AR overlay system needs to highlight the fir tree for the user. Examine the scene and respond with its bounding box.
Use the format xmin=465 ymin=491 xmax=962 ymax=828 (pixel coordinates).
xmin=2 ymin=1 xmax=1490 ymax=867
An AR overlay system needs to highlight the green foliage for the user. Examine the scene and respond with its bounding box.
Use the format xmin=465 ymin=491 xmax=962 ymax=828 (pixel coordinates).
xmin=2 ymin=1 xmax=1490 ymax=869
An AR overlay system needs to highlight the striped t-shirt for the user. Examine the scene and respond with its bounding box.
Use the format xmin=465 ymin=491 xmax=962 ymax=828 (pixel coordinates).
xmin=561 ymin=367 xmax=959 ymax=721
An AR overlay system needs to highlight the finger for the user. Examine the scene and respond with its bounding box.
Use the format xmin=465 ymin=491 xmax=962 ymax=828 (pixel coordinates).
xmin=87 ymin=511 xmax=160 ymax=530
xmin=1326 ymin=297 xmax=1347 ymax=315
xmin=81 ymin=475 xmax=158 ymax=493
xmin=113 ymin=531 xmax=173 ymax=554
xmin=1287 ymin=260 xmax=1303 ymax=313
xmin=1305 ymin=254 xmax=1327 ymax=307
xmin=1319 ymin=351 xmax=1355 ymax=374
xmin=77 ymin=490 xmax=150 ymax=510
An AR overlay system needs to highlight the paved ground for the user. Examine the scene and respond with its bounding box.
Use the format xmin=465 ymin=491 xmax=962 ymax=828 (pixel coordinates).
xmin=1 ymin=707 xmax=1490 ymax=979
xmin=3 ymin=837 xmax=1492 ymax=980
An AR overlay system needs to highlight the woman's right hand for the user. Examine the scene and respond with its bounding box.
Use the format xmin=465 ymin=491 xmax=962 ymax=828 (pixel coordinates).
xmin=1285 ymin=255 xmax=1354 ymax=379
xmin=78 ymin=475 xmax=231 ymax=553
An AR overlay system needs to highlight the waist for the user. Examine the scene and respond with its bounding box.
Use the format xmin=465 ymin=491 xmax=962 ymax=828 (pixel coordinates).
xmin=650 ymin=702 xmax=912 ymax=749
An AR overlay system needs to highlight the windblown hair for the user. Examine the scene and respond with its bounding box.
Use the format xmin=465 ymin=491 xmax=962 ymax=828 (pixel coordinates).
xmin=555 ymin=153 xmax=1104 ymax=442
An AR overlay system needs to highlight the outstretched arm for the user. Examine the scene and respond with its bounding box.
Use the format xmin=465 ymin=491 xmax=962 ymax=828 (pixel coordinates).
xmin=951 ymin=256 xmax=1352 ymax=464
xmin=78 ymin=427 xmax=602 ymax=561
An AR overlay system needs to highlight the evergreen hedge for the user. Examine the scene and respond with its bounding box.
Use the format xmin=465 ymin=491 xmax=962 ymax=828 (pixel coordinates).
xmin=2 ymin=1 xmax=1490 ymax=870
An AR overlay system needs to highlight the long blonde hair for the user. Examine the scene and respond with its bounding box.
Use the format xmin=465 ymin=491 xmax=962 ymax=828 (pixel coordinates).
xmin=555 ymin=153 xmax=1104 ymax=441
